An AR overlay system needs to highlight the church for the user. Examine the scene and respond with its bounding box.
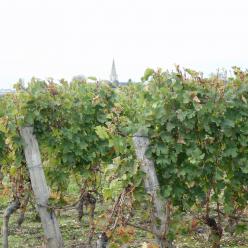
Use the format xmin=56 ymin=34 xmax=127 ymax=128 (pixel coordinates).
xmin=109 ymin=59 xmax=128 ymax=86
xmin=0 ymin=60 xmax=128 ymax=95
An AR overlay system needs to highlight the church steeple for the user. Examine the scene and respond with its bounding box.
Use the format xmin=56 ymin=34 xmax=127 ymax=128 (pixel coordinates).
xmin=110 ymin=59 xmax=118 ymax=83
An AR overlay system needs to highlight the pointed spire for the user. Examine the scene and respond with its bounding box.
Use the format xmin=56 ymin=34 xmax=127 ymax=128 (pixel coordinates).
xmin=110 ymin=59 xmax=118 ymax=83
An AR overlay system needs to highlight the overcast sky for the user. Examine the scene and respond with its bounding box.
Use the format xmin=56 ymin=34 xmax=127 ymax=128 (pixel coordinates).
xmin=0 ymin=0 xmax=247 ymax=88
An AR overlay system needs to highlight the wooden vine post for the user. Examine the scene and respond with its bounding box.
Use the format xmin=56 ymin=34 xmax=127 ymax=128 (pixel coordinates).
xmin=133 ymin=130 xmax=174 ymax=248
xmin=20 ymin=127 xmax=64 ymax=248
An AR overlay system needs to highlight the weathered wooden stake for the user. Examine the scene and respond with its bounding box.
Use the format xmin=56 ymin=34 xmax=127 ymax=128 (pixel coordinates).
xmin=20 ymin=127 xmax=63 ymax=248
xmin=133 ymin=130 xmax=174 ymax=248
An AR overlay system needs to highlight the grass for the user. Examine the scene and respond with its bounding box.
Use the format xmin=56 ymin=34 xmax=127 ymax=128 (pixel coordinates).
xmin=0 ymin=187 xmax=247 ymax=247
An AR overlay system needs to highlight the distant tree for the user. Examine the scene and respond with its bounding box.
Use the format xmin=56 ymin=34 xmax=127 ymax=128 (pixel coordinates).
xmin=71 ymin=75 xmax=86 ymax=84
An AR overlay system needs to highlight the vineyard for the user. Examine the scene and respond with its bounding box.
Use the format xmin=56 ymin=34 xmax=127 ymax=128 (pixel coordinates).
xmin=0 ymin=67 xmax=248 ymax=248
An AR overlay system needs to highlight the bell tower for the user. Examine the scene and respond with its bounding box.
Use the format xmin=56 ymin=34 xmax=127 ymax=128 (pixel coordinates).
xmin=110 ymin=59 xmax=118 ymax=83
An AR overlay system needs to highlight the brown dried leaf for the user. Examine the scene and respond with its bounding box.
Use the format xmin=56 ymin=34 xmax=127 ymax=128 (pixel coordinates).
xmin=177 ymin=137 xmax=186 ymax=144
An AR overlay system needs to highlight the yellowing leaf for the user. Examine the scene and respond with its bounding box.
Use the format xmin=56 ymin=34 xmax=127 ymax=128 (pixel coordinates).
xmin=95 ymin=126 xmax=109 ymax=140
xmin=9 ymin=166 xmax=17 ymax=176
xmin=241 ymin=95 xmax=247 ymax=104
xmin=193 ymin=95 xmax=201 ymax=103
xmin=142 ymin=242 xmax=159 ymax=248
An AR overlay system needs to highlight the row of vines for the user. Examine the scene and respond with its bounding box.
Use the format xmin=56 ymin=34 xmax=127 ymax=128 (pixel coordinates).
xmin=0 ymin=67 xmax=248 ymax=248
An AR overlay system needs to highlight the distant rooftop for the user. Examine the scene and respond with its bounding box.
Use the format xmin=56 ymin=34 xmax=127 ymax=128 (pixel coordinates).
xmin=0 ymin=89 xmax=15 ymax=96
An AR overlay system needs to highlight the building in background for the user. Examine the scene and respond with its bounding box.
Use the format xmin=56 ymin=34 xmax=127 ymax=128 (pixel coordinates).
xmin=0 ymin=60 xmax=128 ymax=93
xmin=0 ymin=89 xmax=15 ymax=96
xmin=110 ymin=59 xmax=118 ymax=83
xmin=109 ymin=59 xmax=128 ymax=86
